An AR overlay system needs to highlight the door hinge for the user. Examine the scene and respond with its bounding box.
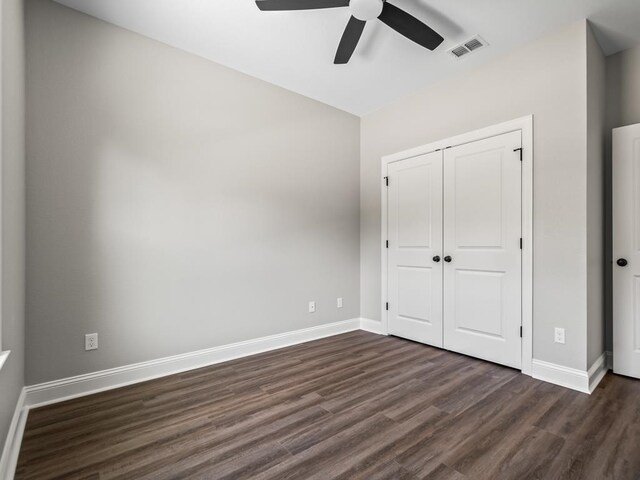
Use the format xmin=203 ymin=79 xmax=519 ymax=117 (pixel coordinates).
xmin=520 ymin=238 xmax=523 ymax=249
xmin=386 ymin=240 xmax=389 ymax=249
xmin=520 ymin=326 xmax=523 ymax=338
xmin=386 ymin=302 xmax=389 ymax=311
xmin=384 ymin=176 xmax=389 ymax=186
xmin=514 ymin=147 xmax=523 ymax=161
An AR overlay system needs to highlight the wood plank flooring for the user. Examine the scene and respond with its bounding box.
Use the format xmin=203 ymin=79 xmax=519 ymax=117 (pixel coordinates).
xmin=16 ymin=331 xmax=640 ymax=479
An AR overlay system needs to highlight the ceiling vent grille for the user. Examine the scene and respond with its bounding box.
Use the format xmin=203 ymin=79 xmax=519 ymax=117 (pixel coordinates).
xmin=449 ymin=35 xmax=488 ymax=59
xmin=451 ymin=46 xmax=469 ymax=58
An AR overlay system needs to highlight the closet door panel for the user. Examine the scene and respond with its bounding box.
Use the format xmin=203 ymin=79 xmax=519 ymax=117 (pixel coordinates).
xmin=443 ymin=131 xmax=522 ymax=369
xmin=387 ymin=151 xmax=443 ymax=346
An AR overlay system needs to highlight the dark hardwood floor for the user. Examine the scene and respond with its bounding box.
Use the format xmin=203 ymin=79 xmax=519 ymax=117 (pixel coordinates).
xmin=16 ymin=331 xmax=640 ymax=479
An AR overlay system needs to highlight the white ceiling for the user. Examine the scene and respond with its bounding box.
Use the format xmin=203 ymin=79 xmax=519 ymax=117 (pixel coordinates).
xmin=53 ymin=0 xmax=640 ymax=115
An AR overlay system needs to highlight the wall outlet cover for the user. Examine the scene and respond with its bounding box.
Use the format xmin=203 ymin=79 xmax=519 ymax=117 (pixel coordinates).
xmin=85 ymin=333 xmax=98 ymax=351
xmin=337 ymin=297 xmax=343 ymax=309
xmin=308 ymin=301 xmax=316 ymax=313
xmin=554 ymin=328 xmax=565 ymax=345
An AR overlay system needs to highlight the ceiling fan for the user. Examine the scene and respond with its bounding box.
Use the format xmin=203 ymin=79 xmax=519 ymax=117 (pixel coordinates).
xmin=255 ymin=0 xmax=444 ymax=64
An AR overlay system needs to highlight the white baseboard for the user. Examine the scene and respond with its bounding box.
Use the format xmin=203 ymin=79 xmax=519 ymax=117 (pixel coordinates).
xmin=24 ymin=319 xmax=362 ymax=409
xmin=532 ymin=359 xmax=590 ymax=393
xmin=0 ymin=388 xmax=27 ymax=480
xmin=532 ymin=352 xmax=609 ymax=394
xmin=587 ymin=352 xmax=608 ymax=393
xmin=359 ymin=318 xmax=386 ymax=335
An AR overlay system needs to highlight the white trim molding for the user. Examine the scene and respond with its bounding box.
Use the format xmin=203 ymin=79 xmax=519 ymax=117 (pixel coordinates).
xmin=532 ymin=360 xmax=590 ymax=393
xmin=0 ymin=388 xmax=27 ymax=480
xmin=587 ymin=352 xmax=609 ymax=393
xmin=359 ymin=318 xmax=387 ymax=335
xmin=532 ymin=352 xmax=609 ymax=394
xmin=0 ymin=350 xmax=10 ymax=372
xmin=381 ymin=115 xmax=534 ymax=376
xmin=24 ymin=319 xmax=361 ymax=408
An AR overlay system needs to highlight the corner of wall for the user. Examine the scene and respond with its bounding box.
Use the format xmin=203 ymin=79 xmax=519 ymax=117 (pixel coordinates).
xmin=585 ymin=20 xmax=607 ymax=369
xmin=0 ymin=0 xmax=27 ymax=464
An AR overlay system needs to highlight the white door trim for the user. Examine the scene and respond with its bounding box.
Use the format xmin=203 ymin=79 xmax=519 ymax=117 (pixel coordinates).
xmin=380 ymin=115 xmax=534 ymax=376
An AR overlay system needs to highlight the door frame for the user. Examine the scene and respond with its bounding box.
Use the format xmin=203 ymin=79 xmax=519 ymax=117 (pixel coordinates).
xmin=380 ymin=115 xmax=534 ymax=376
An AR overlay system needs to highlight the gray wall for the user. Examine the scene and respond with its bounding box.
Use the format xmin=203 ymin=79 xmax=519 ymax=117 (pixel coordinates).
xmin=361 ymin=21 xmax=594 ymax=371
xmin=20 ymin=0 xmax=623 ymax=386
xmin=0 ymin=0 xmax=26 ymax=450
xmin=605 ymin=44 xmax=640 ymax=352
xmin=586 ymin=25 xmax=606 ymax=368
xmin=26 ymin=0 xmax=360 ymax=384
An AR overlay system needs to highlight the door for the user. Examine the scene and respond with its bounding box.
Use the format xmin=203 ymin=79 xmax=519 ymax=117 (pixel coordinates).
xmin=387 ymin=151 xmax=443 ymax=346
xmin=443 ymin=131 xmax=522 ymax=369
xmin=613 ymin=123 xmax=640 ymax=379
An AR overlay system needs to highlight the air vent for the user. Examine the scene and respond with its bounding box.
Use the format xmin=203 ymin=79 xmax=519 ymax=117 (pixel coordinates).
xmin=451 ymin=46 xmax=469 ymax=58
xmin=449 ymin=35 xmax=488 ymax=59
xmin=464 ymin=38 xmax=484 ymax=51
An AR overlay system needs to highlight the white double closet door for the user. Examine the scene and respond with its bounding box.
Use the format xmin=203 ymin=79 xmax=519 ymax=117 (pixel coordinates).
xmin=387 ymin=131 xmax=523 ymax=369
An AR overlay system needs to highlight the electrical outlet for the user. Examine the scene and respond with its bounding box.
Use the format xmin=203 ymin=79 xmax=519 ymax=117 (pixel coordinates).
xmin=554 ymin=328 xmax=565 ymax=345
xmin=308 ymin=301 xmax=316 ymax=313
xmin=85 ymin=333 xmax=98 ymax=351
xmin=337 ymin=297 xmax=343 ymax=309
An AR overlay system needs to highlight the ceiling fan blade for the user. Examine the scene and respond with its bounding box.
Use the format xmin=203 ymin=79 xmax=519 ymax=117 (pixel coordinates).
xmin=334 ymin=16 xmax=366 ymax=64
xmin=378 ymin=2 xmax=444 ymax=50
xmin=255 ymin=0 xmax=349 ymax=11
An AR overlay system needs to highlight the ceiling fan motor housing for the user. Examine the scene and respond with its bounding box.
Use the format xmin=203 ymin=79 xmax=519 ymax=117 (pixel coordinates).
xmin=255 ymin=0 xmax=444 ymax=64
xmin=349 ymin=0 xmax=384 ymax=21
